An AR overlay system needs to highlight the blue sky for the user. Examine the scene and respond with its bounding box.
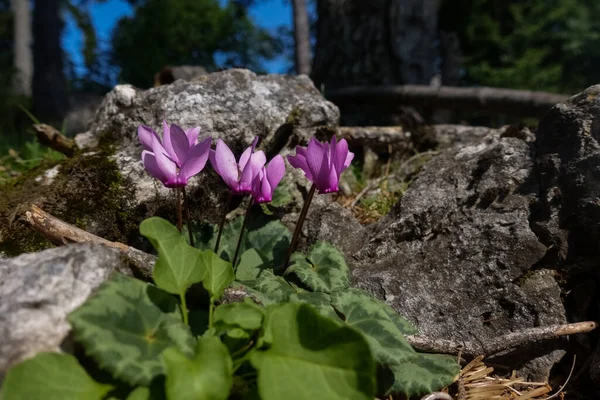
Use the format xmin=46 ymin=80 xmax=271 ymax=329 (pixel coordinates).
xmin=62 ymin=0 xmax=293 ymax=79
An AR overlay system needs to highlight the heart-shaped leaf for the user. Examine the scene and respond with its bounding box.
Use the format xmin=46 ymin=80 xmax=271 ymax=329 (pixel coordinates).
xmin=285 ymin=242 xmax=350 ymax=293
xmin=251 ymin=303 xmax=375 ymax=400
xmin=236 ymin=248 xmax=267 ymax=282
xmin=162 ymin=336 xmax=233 ymax=400
xmin=140 ymin=217 xmax=206 ymax=295
xmin=331 ymin=289 xmax=415 ymax=366
xmin=213 ymin=301 xmax=265 ymax=333
xmin=201 ymin=250 xmax=234 ymax=300
xmin=252 ymin=269 xmax=297 ymax=302
xmin=387 ymin=353 xmax=459 ymax=397
xmin=68 ymin=274 xmax=195 ymax=386
xmin=0 ymin=353 xmax=112 ymax=400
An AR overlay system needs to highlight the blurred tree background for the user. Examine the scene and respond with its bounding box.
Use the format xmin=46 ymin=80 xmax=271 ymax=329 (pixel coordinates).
xmin=1 ymin=0 xmax=600 ymax=159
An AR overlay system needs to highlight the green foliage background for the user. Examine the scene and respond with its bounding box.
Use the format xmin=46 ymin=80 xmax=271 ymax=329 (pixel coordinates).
xmin=439 ymin=0 xmax=600 ymax=93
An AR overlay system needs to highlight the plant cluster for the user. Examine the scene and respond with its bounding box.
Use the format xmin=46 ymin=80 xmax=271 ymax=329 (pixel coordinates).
xmin=0 ymin=123 xmax=459 ymax=399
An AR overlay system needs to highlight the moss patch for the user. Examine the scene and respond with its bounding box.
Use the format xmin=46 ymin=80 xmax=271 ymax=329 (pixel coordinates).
xmin=0 ymin=140 xmax=143 ymax=257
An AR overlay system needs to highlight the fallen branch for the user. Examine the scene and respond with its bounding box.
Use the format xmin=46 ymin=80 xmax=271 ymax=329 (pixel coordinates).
xmin=328 ymin=85 xmax=569 ymax=118
xmin=338 ymin=126 xmax=410 ymax=148
xmin=22 ymin=204 xmax=258 ymax=303
xmin=24 ymin=204 xmax=154 ymax=279
xmin=406 ymin=321 xmax=598 ymax=357
xmin=33 ymin=124 xmax=77 ymax=157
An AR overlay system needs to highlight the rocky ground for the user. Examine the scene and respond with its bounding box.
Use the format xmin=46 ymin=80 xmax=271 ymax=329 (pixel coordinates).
xmin=1 ymin=69 xmax=599 ymax=398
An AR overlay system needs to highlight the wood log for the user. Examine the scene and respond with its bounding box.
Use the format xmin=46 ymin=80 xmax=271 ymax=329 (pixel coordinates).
xmin=327 ymin=85 xmax=569 ymax=118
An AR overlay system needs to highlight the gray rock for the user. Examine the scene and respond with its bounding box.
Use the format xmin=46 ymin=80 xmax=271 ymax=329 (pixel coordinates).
xmin=351 ymin=127 xmax=566 ymax=380
xmin=82 ymin=68 xmax=338 ymax=219
xmin=531 ymin=85 xmax=600 ymax=387
xmin=0 ymin=244 xmax=128 ymax=377
xmin=1 ymin=69 xmax=339 ymax=255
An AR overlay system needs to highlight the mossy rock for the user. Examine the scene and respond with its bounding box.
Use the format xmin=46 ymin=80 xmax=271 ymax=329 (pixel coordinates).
xmin=0 ymin=142 xmax=144 ymax=257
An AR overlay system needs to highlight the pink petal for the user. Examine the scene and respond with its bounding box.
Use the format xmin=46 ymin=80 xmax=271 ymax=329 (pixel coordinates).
xmin=152 ymin=138 xmax=178 ymax=187
xmin=314 ymin=150 xmax=336 ymax=193
xmin=138 ymin=125 xmax=160 ymax=151
xmin=210 ymin=139 xmax=240 ymax=191
xmin=343 ymin=151 xmax=354 ymax=170
xmin=239 ymin=150 xmax=266 ymax=193
xmin=142 ymin=150 xmax=169 ymax=184
xmin=239 ymin=136 xmax=259 ymax=170
xmin=258 ymin=173 xmax=273 ymax=203
xmin=163 ymin=124 xmax=189 ymax=167
xmin=266 ymin=155 xmax=285 ymax=190
xmin=287 ymin=147 xmax=313 ymax=181
xmin=185 ymin=127 xmax=201 ymax=146
xmin=180 ymin=137 xmax=212 ymax=182
xmin=306 ymin=139 xmax=326 ymax=182
xmin=333 ymin=137 xmax=350 ymax=174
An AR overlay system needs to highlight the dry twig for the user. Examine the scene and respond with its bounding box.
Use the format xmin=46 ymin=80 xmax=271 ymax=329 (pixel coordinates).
xmin=33 ymin=124 xmax=77 ymax=157
xmin=406 ymin=321 xmax=597 ymax=357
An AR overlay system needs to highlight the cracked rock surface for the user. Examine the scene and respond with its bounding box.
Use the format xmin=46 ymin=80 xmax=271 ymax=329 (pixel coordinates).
xmin=0 ymin=244 xmax=130 ymax=378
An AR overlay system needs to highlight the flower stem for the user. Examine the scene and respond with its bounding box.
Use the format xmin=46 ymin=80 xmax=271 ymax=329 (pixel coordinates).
xmin=208 ymin=300 xmax=215 ymax=331
xmin=232 ymin=198 xmax=253 ymax=268
xmin=284 ymin=184 xmax=316 ymax=269
xmin=179 ymin=293 xmax=189 ymax=325
xmin=181 ymin=186 xmax=194 ymax=247
xmin=176 ymin=188 xmax=183 ymax=233
xmin=215 ymin=192 xmax=232 ymax=253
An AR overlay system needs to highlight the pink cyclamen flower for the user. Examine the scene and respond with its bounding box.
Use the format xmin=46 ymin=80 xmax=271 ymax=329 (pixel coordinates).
xmin=138 ymin=121 xmax=211 ymax=188
xmin=209 ymin=137 xmax=267 ymax=194
xmin=287 ymin=136 xmax=354 ymax=194
xmin=251 ymin=155 xmax=285 ymax=203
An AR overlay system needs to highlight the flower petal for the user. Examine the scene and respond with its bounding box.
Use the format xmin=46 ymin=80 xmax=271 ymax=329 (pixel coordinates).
xmin=210 ymin=139 xmax=240 ymax=191
xmin=306 ymin=138 xmax=326 ymax=182
xmin=239 ymin=136 xmax=260 ymax=170
xmin=266 ymin=155 xmax=285 ymax=190
xmin=314 ymin=149 xmax=337 ymax=193
xmin=256 ymin=171 xmax=273 ymax=203
xmin=180 ymin=137 xmax=211 ymax=182
xmin=287 ymin=146 xmax=313 ymax=181
xmin=152 ymin=138 xmax=178 ymax=187
xmin=164 ymin=123 xmax=189 ymax=167
xmin=239 ymin=150 xmax=266 ymax=193
xmin=185 ymin=127 xmax=201 ymax=146
xmin=343 ymin=151 xmax=354 ymax=170
xmin=142 ymin=150 xmax=169 ymax=184
xmin=138 ymin=125 xmax=160 ymax=151
xmin=333 ymin=137 xmax=350 ymax=173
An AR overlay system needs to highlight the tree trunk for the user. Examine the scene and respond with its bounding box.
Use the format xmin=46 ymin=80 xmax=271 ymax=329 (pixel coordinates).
xmin=11 ymin=0 xmax=32 ymax=96
xmin=292 ymin=0 xmax=312 ymax=75
xmin=312 ymin=0 xmax=438 ymax=89
xmin=32 ymin=0 xmax=68 ymax=122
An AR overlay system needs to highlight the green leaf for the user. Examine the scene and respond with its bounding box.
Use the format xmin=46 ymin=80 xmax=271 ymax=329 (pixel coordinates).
xmin=140 ymin=217 xmax=206 ymax=295
xmin=246 ymin=220 xmax=291 ymax=268
xmin=68 ymin=274 xmax=195 ymax=386
xmin=331 ymin=289 xmax=415 ymax=365
xmin=0 ymin=353 xmax=112 ymax=400
xmin=214 ymin=301 xmax=265 ymax=332
xmin=330 ymin=289 xmax=458 ymax=396
xmin=285 ymin=241 xmax=350 ymax=293
xmin=236 ymin=248 xmax=267 ymax=282
xmin=162 ymin=336 xmax=233 ymax=400
xmin=126 ymin=387 xmax=151 ymax=400
xmin=288 ymin=292 xmax=338 ymax=320
xmin=387 ymin=353 xmax=459 ymax=397
xmin=202 ymin=250 xmax=234 ymax=299
xmin=252 ymin=269 xmax=297 ymax=302
xmin=251 ymin=303 xmax=375 ymax=400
